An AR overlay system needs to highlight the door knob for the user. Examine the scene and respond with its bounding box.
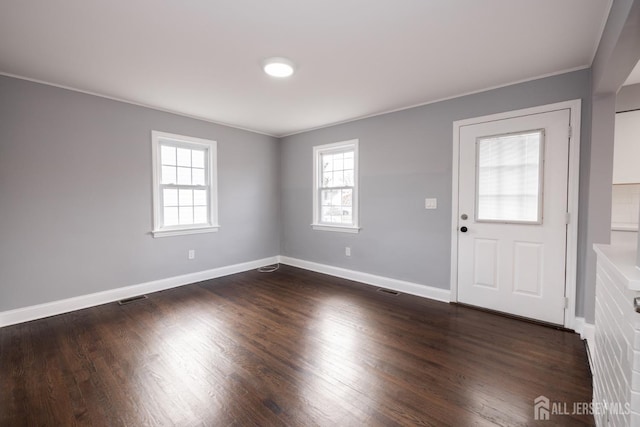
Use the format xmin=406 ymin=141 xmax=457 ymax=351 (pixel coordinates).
xmin=460 ymin=226 xmax=468 ymax=233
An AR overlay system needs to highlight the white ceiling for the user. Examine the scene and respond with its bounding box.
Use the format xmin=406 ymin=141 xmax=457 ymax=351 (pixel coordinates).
xmin=0 ymin=1 xmax=611 ymax=137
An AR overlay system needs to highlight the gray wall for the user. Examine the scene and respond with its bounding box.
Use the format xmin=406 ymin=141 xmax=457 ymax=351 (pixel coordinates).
xmin=281 ymin=70 xmax=592 ymax=316
xmin=583 ymin=93 xmax=616 ymax=321
xmin=617 ymin=83 xmax=640 ymax=111
xmin=0 ymin=76 xmax=280 ymax=311
xmin=0 ymin=69 xmax=608 ymax=322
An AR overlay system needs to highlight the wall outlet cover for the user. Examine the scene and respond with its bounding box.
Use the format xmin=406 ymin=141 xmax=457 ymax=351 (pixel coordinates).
xmin=425 ymin=198 xmax=438 ymax=209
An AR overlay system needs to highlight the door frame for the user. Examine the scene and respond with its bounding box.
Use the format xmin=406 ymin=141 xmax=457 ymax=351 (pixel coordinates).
xmin=449 ymin=100 xmax=582 ymax=330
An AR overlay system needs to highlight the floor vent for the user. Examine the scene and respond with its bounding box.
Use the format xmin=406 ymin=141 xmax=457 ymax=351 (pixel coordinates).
xmin=377 ymin=288 xmax=400 ymax=296
xmin=118 ymin=295 xmax=148 ymax=305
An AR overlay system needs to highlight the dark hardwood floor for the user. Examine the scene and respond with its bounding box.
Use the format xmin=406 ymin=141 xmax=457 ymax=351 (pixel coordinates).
xmin=1 ymin=265 xmax=593 ymax=426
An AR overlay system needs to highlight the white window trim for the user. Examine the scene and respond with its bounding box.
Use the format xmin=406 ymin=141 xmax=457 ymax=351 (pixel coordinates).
xmin=311 ymin=139 xmax=360 ymax=233
xmin=151 ymin=131 xmax=219 ymax=238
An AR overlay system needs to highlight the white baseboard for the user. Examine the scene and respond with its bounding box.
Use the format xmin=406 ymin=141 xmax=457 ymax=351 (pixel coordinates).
xmin=278 ymin=256 xmax=451 ymax=303
xmin=574 ymin=316 xmax=596 ymax=371
xmin=3 ymin=254 xmax=588 ymax=332
xmin=0 ymin=256 xmax=279 ymax=328
xmin=574 ymin=317 xmax=595 ymax=342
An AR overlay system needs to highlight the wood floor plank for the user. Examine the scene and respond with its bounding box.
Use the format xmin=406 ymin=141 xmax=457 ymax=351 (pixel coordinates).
xmin=0 ymin=265 xmax=594 ymax=426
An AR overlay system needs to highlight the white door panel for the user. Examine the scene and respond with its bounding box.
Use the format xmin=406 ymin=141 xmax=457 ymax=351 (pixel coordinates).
xmin=457 ymin=109 xmax=570 ymax=325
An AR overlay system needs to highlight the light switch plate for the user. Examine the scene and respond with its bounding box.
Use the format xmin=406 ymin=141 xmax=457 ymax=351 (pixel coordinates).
xmin=425 ymin=198 xmax=437 ymax=209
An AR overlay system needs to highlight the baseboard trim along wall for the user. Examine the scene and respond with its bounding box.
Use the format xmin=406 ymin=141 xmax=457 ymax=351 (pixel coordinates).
xmin=0 ymin=256 xmax=279 ymax=328
xmin=1 ymin=254 xmax=591 ymax=333
xmin=573 ymin=317 xmax=595 ymax=343
xmin=278 ymin=256 xmax=451 ymax=303
xmin=573 ymin=316 xmax=596 ymax=371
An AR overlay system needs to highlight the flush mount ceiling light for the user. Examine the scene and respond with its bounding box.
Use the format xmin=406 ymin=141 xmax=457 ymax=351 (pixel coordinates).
xmin=263 ymin=57 xmax=295 ymax=78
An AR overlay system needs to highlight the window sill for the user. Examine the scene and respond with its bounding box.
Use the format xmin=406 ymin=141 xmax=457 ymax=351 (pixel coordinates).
xmin=152 ymin=225 xmax=220 ymax=238
xmin=311 ymin=224 xmax=361 ymax=234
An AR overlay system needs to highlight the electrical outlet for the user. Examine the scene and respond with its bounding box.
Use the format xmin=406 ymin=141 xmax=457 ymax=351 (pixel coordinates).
xmin=425 ymin=198 xmax=437 ymax=209
xmin=345 ymin=247 xmax=351 ymax=257
xmin=188 ymin=249 xmax=195 ymax=260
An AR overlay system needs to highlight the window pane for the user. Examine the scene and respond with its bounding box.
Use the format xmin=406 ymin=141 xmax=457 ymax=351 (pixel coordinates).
xmin=334 ymin=155 xmax=344 ymax=171
xmin=476 ymin=130 xmax=543 ymax=222
xmin=194 ymin=206 xmax=207 ymax=224
xmin=161 ymin=145 xmax=176 ymax=165
xmin=344 ymin=157 xmax=354 ymax=170
xmin=162 ymin=166 xmax=177 ymax=185
xmin=179 ymin=189 xmax=193 ymax=206
xmin=192 ymin=168 xmax=205 ymax=186
xmin=179 ymin=206 xmax=194 ymax=225
xmin=321 ymin=207 xmax=332 ymax=223
xmin=163 ymin=188 xmax=178 ymax=206
xmin=331 ymin=189 xmax=342 ymax=206
xmin=164 ymin=207 xmax=179 ymax=226
xmin=344 ymin=170 xmax=354 ymax=186
xmin=320 ymin=150 xmax=355 ymax=189
xmin=321 ymin=189 xmax=333 ymax=206
xmin=319 ymin=189 xmax=353 ymax=225
xmin=333 ymin=171 xmax=344 ymax=186
xmin=321 ymin=172 xmax=333 ymax=188
xmin=342 ymin=207 xmax=352 ymax=223
xmin=177 ymin=148 xmax=191 ymax=167
xmin=341 ymin=189 xmax=353 ymax=207
xmin=322 ymin=154 xmax=333 ymax=172
xmin=192 ymin=150 xmax=205 ymax=168
xmin=193 ymin=189 xmax=207 ymax=206
xmin=177 ymin=167 xmax=192 ymax=185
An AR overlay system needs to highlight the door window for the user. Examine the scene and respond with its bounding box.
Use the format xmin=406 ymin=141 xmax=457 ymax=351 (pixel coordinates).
xmin=475 ymin=130 xmax=544 ymax=223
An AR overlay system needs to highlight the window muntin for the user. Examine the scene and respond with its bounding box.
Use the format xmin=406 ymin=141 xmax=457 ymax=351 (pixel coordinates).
xmin=152 ymin=131 xmax=218 ymax=237
xmin=312 ymin=140 xmax=359 ymax=233
xmin=475 ymin=130 xmax=544 ymax=224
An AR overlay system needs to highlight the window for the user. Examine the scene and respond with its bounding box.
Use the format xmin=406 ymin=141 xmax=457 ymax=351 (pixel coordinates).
xmin=312 ymin=139 xmax=360 ymax=233
xmin=151 ymin=131 xmax=219 ymax=237
xmin=476 ymin=130 xmax=544 ymax=223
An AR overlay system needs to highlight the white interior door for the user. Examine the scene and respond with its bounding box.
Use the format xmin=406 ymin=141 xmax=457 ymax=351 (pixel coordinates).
xmin=456 ymin=109 xmax=571 ymax=325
